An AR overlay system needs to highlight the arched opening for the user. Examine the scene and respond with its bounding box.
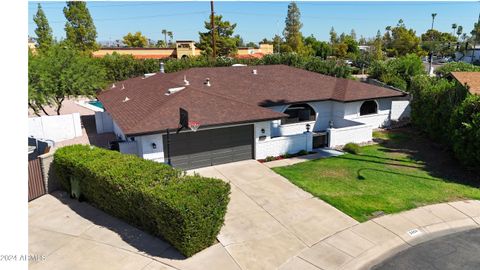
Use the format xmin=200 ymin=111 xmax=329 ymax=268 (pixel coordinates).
xmin=181 ymin=55 xmax=188 ymax=59
xmin=281 ymin=103 xmax=316 ymax=125
xmin=360 ymin=100 xmax=378 ymax=116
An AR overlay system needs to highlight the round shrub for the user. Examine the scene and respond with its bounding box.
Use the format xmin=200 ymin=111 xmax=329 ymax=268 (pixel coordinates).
xmin=343 ymin=143 xmax=361 ymax=154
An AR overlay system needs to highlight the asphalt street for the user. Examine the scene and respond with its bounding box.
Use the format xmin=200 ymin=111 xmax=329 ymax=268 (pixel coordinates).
xmin=372 ymin=229 xmax=480 ymax=270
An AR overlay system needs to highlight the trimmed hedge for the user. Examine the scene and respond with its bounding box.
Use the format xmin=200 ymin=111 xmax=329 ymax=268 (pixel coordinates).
xmin=53 ymin=145 xmax=230 ymax=257
xmin=343 ymin=143 xmax=361 ymax=154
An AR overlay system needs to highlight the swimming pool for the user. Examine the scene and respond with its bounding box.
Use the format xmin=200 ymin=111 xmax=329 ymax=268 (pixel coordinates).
xmin=88 ymin=100 xmax=104 ymax=109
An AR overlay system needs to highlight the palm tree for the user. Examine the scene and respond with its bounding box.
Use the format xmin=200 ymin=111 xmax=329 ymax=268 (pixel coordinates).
xmin=161 ymin=29 xmax=167 ymax=45
xmin=167 ymin=31 xmax=173 ymax=46
xmin=431 ymin=13 xmax=437 ymax=30
xmin=452 ymin=23 xmax=457 ymax=36
xmin=457 ymin=25 xmax=463 ymax=41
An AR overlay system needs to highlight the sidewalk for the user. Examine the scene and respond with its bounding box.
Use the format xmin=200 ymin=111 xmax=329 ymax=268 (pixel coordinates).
xmin=28 ymin=160 xmax=480 ymax=270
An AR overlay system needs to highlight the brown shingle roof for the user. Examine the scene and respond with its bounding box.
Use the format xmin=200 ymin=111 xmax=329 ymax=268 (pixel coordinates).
xmin=451 ymin=72 xmax=480 ymax=95
xmin=98 ymin=65 xmax=405 ymax=136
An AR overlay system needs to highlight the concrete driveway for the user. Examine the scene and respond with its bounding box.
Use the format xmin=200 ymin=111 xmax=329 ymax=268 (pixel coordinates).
xmin=29 ymin=160 xmax=480 ymax=270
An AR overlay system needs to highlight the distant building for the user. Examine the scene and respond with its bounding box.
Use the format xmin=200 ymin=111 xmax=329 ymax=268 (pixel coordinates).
xmin=28 ymin=37 xmax=36 ymax=51
xmin=92 ymin=41 xmax=273 ymax=59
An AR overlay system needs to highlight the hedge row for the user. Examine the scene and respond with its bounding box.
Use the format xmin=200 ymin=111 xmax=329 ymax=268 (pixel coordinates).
xmin=98 ymin=52 xmax=352 ymax=82
xmin=53 ymin=145 xmax=230 ymax=257
xmin=410 ymin=75 xmax=480 ymax=171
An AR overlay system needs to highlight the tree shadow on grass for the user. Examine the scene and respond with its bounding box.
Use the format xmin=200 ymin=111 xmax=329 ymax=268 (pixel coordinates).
xmin=52 ymin=191 xmax=187 ymax=260
xmin=356 ymin=127 xmax=480 ymax=188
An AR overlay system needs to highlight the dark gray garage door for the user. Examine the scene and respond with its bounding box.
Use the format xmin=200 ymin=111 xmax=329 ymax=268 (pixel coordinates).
xmin=163 ymin=125 xmax=254 ymax=170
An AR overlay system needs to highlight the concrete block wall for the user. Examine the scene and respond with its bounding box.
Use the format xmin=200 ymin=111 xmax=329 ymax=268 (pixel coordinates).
xmin=38 ymin=151 xmax=61 ymax=193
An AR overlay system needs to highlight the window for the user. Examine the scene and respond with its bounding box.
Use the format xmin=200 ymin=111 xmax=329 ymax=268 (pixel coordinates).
xmin=281 ymin=103 xmax=316 ymax=125
xmin=360 ymin=100 xmax=378 ymax=116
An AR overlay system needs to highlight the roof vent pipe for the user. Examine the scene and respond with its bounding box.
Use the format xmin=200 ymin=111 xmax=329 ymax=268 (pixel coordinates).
xmin=160 ymin=62 xmax=165 ymax=73
xmin=204 ymin=78 xmax=211 ymax=87
xmin=252 ymin=69 xmax=257 ymax=75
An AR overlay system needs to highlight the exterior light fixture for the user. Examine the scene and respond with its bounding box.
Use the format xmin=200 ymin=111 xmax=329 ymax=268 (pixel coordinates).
xmin=306 ymin=124 xmax=311 ymax=132
xmin=329 ymin=120 xmax=334 ymax=129
xmin=261 ymin=128 xmax=265 ymax=134
xmin=151 ymin=143 xmax=157 ymax=149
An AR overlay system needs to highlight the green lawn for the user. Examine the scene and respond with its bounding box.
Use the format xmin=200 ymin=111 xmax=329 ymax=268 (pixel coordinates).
xmin=273 ymin=128 xmax=480 ymax=222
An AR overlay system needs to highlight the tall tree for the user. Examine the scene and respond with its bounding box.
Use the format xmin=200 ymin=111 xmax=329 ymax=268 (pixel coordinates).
xmin=63 ymin=1 xmax=99 ymax=52
xmin=283 ymin=1 xmax=305 ymax=54
xmin=373 ymin=30 xmax=384 ymax=60
xmin=329 ymin=27 xmax=338 ymax=44
xmin=197 ymin=15 xmax=239 ymax=57
xmin=33 ymin=3 xmax=53 ymax=52
xmin=122 ymin=32 xmax=148 ymax=48
xmin=457 ymin=25 xmax=463 ymax=40
xmin=471 ymin=15 xmax=480 ymax=47
xmin=452 ymin=23 xmax=458 ymax=36
xmin=386 ymin=19 xmax=421 ymax=56
xmin=350 ymin=29 xmax=357 ymax=41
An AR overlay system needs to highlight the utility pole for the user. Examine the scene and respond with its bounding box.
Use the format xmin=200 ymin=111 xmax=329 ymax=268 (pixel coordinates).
xmin=210 ymin=1 xmax=216 ymax=58
xmin=429 ymin=13 xmax=437 ymax=76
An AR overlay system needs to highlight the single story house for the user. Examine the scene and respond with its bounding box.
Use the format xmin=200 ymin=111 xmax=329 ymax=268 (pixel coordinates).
xmin=96 ymin=65 xmax=410 ymax=170
xmin=450 ymin=72 xmax=480 ymax=95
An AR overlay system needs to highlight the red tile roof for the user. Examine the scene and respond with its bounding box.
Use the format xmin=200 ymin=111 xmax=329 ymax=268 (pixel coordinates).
xmin=98 ymin=65 xmax=406 ymax=135
xmin=451 ymin=72 xmax=480 ymax=95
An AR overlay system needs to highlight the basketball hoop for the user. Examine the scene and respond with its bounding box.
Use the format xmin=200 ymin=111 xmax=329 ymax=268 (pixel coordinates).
xmin=189 ymin=121 xmax=200 ymax=132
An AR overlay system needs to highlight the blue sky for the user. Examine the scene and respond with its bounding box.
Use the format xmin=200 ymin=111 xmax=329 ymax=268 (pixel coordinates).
xmin=28 ymin=1 xmax=480 ymax=43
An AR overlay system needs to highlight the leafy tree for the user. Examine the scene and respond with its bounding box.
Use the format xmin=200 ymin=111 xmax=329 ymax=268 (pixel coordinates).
xmin=122 ymin=32 xmax=148 ymax=48
xmin=63 ymin=1 xmax=99 ymax=52
xmin=283 ymin=1 xmax=306 ymax=54
xmin=260 ymin=38 xmax=272 ymax=44
xmin=350 ymin=29 xmax=357 ymax=41
xmin=245 ymin=42 xmax=259 ymax=48
xmin=385 ymin=20 xmax=421 ymax=56
xmin=156 ymin=40 xmax=167 ymax=48
xmin=197 ymin=15 xmax=239 ymax=57
xmin=369 ymin=54 xmax=425 ymax=90
xmin=235 ymin=35 xmax=245 ymax=47
xmin=28 ymin=50 xmax=50 ymax=116
xmin=33 ymin=4 xmax=53 ymax=52
xmin=304 ymin=35 xmax=332 ymax=59
xmin=421 ymin=29 xmax=457 ymax=56
xmin=272 ymin=35 xmax=283 ymax=53
xmin=29 ymin=43 xmax=106 ymax=115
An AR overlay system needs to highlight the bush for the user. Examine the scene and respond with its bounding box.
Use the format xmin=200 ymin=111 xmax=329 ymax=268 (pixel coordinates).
xmin=53 ymin=145 xmax=230 ymax=257
xmin=450 ymin=95 xmax=480 ymax=170
xmin=435 ymin=62 xmax=480 ymax=77
xmin=265 ymin=156 xmax=277 ymax=162
xmin=296 ymin=150 xmax=308 ymax=156
xmin=343 ymin=143 xmax=361 ymax=154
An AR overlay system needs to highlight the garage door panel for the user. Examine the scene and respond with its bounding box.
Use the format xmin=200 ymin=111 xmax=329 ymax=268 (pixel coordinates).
xmin=164 ymin=125 xmax=253 ymax=170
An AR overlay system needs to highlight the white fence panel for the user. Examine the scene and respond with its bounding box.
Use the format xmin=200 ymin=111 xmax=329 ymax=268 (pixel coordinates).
xmin=28 ymin=113 xmax=82 ymax=142
xmin=328 ymin=123 xmax=372 ymax=148
xmin=119 ymin=141 xmax=138 ymax=155
xmin=256 ymin=132 xmax=312 ymax=159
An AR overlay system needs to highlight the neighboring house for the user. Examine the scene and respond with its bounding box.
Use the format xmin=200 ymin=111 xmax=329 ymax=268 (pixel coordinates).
xmin=96 ymin=65 xmax=410 ymax=170
xmin=450 ymin=72 xmax=480 ymax=95
xmin=92 ymin=40 xmax=273 ymax=59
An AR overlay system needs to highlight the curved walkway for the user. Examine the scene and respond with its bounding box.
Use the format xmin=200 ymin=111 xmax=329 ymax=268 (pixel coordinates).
xmin=29 ymin=160 xmax=480 ymax=270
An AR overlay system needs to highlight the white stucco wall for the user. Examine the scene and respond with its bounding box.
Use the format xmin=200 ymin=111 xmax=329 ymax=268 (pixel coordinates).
xmin=328 ymin=123 xmax=373 ymax=147
xmin=113 ymin=120 xmax=126 ymax=140
xmin=28 ymin=113 xmax=82 ymax=142
xmin=390 ymin=98 xmax=411 ymax=120
xmin=255 ymin=121 xmax=312 ymax=159
xmin=95 ymin=111 xmax=114 ymax=134
xmin=343 ymin=99 xmax=392 ymax=128
xmin=119 ymin=141 xmax=139 ymax=155
xmin=136 ymin=134 xmax=165 ymax=163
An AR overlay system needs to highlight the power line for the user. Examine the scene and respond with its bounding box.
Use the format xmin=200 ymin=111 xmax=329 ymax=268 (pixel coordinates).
xmin=28 ymin=11 xmax=209 ymax=25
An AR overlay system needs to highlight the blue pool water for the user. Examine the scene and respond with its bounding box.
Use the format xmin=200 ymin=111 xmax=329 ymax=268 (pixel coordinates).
xmin=88 ymin=100 xmax=104 ymax=109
